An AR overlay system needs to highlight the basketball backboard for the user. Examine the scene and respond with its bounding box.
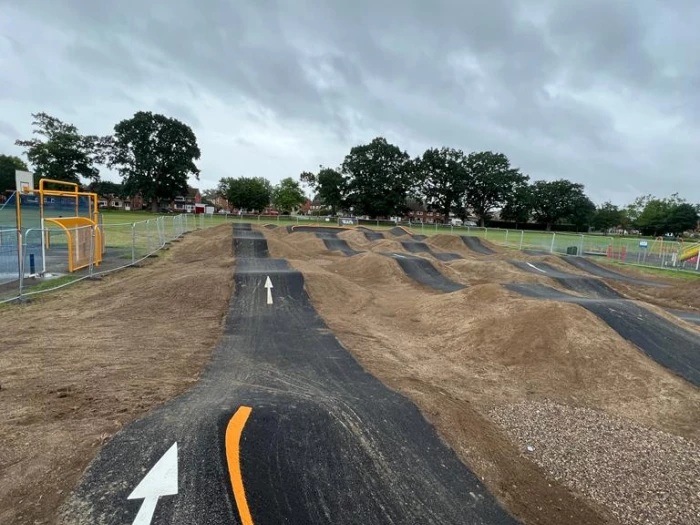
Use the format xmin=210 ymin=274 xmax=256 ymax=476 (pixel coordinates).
xmin=15 ymin=170 xmax=34 ymax=194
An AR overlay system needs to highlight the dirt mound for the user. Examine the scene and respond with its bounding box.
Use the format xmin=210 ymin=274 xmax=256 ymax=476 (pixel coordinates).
xmin=427 ymin=234 xmax=475 ymax=254
xmin=338 ymin=229 xmax=373 ymax=248
xmin=325 ymin=252 xmax=414 ymax=287
xmin=363 ymin=238 xmax=407 ymax=253
xmin=268 ymin=231 xmax=327 ymax=258
xmin=0 ymin=226 xmax=235 ymax=525
xmin=446 ymin=258 xmax=544 ymax=285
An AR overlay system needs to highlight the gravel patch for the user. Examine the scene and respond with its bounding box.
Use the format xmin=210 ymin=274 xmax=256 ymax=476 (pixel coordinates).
xmin=490 ymin=400 xmax=699 ymax=525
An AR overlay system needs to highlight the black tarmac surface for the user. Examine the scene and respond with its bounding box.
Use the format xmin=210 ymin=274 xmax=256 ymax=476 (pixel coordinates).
xmin=363 ymin=231 xmax=385 ymax=241
xmin=400 ymin=241 xmax=463 ymax=261
xmin=61 ymin=224 xmax=515 ymax=524
xmin=321 ymin=238 xmax=362 ymax=256
xmin=461 ymin=236 xmax=496 ymax=255
xmin=509 ymin=261 xmax=623 ymax=299
xmin=382 ymin=252 xmax=466 ymax=293
xmin=506 ymin=283 xmax=700 ymax=386
xmin=668 ymin=309 xmax=700 ymax=326
xmin=562 ymin=256 xmax=667 ymax=288
xmin=388 ymin=226 xmax=409 ymax=237
xmin=290 ymin=225 xmax=350 ymax=234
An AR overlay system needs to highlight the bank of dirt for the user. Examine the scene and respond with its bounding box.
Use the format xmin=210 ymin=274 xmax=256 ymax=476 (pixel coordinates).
xmin=0 ymin=226 xmax=234 ymax=525
xmin=266 ymin=229 xmax=700 ymax=525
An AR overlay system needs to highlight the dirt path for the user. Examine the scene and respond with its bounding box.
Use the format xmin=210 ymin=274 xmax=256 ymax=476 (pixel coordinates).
xmin=0 ymin=226 xmax=234 ymax=525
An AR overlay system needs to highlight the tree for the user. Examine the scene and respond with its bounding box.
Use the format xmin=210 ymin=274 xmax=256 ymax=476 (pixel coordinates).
xmin=530 ymin=179 xmax=592 ymax=230
xmin=15 ymin=112 xmax=110 ymax=185
xmin=463 ymin=151 xmax=528 ymax=227
xmin=635 ymin=195 xmax=699 ymax=236
xmin=300 ymin=167 xmax=347 ymax=215
xmin=666 ymin=203 xmax=698 ymax=235
xmin=500 ymin=183 xmax=533 ymax=227
xmin=220 ymin=176 xmax=272 ymax=212
xmin=591 ymin=202 xmax=624 ymax=231
xmin=569 ymin=195 xmax=596 ymax=231
xmin=416 ymin=147 xmax=468 ymax=223
xmin=86 ymin=180 xmax=125 ymax=197
xmin=0 ymin=154 xmax=28 ymax=194
xmin=342 ymin=137 xmax=414 ymax=218
xmin=110 ymin=111 xmax=200 ymax=212
xmin=272 ymin=177 xmax=306 ymax=214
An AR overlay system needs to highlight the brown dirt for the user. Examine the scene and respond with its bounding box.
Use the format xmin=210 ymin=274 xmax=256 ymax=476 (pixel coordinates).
xmin=0 ymin=226 xmax=235 ymax=525
xmin=266 ymin=229 xmax=700 ymax=525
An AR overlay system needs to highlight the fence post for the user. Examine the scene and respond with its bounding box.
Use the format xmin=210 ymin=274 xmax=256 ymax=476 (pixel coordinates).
xmin=17 ymin=229 xmax=25 ymax=300
xmin=550 ymin=233 xmax=556 ymax=253
xmin=88 ymin=225 xmax=95 ymax=278
xmin=505 ymin=229 xmax=509 ymax=246
xmin=519 ymin=230 xmax=524 ymax=250
xmin=131 ymin=223 xmax=136 ymax=263
xmin=579 ymin=235 xmax=584 ymax=257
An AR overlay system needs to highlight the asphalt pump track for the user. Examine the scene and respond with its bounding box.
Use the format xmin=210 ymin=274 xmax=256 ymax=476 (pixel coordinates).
xmin=506 ymin=283 xmax=700 ymax=386
xmin=60 ymin=223 xmax=516 ymax=525
xmin=400 ymin=240 xmax=463 ymax=261
xmin=461 ymin=236 xmax=497 ymax=255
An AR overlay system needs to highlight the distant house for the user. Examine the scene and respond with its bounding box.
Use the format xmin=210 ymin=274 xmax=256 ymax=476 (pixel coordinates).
xmin=171 ymin=187 xmax=201 ymax=213
xmin=97 ymin=193 xmax=144 ymax=211
xmin=213 ymin=195 xmax=230 ymax=212
xmin=404 ymin=200 xmax=443 ymax=224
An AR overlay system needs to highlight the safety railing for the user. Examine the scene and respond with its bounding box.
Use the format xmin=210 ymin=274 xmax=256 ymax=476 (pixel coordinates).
xmin=0 ymin=213 xmax=222 ymax=304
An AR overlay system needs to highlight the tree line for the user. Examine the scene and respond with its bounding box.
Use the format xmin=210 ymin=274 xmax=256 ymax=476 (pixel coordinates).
xmin=297 ymin=137 xmax=699 ymax=235
xmin=1 ymin=112 xmax=201 ymax=212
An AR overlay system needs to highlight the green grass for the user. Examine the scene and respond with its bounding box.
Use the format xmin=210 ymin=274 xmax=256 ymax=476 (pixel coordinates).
xmin=24 ymin=275 xmax=79 ymax=293
xmin=597 ymin=258 xmax=700 ymax=281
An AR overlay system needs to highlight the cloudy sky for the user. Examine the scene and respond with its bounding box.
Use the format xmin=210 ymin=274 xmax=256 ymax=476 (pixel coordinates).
xmin=1 ymin=0 xmax=698 ymax=205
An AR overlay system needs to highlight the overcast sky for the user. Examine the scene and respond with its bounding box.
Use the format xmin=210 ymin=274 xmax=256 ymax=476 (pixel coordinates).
xmin=1 ymin=0 xmax=698 ymax=205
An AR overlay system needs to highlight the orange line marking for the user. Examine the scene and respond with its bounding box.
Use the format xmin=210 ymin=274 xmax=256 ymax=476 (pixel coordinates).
xmin=225 ymin=406 xmax=254 ymax=525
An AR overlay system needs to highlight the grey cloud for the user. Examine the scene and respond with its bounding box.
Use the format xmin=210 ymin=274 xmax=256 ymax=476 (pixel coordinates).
xmin=0 ymin=120 xmax=19 ymax=140
xmin=2 ymin=0 xmax=699 ymax=203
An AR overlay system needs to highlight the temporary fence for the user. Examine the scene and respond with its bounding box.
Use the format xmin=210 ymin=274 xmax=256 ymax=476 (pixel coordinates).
xmin=0 ymin=213 xmax=218 ymax=304
xmin=226 ymin=213 xmax=700 ymax=274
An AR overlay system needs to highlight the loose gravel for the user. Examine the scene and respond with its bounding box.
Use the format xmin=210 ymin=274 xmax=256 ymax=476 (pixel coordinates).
xmin=490 ymin=400 xmax=699 ymax=525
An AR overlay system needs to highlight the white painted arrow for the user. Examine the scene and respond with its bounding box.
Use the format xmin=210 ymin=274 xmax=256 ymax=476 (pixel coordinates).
xmin=265 ymin=276 xmax=273 ymax=305
xmin=127 ymin=442 xmax=178 ymax=525
xmin=526 ymin=262 xmax=547 ymax=274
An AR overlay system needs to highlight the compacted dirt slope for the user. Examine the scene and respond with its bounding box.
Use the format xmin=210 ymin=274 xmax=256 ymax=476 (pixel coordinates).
xmin=0 ymin=226 xmax=234 ymax=525
xmin=270 ymin=227 xmax=700 ymax=525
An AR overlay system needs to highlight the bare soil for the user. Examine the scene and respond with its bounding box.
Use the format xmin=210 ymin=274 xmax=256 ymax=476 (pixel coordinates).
xmin=0 ymin=226 xmax=234 ymax=525
xmin=269 ymin=227 xmax=700 ymax=525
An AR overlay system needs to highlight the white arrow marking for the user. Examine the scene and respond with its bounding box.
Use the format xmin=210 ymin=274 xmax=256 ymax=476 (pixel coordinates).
xmin=526 ymin=262 xmax=548 ymax=274
xmin=127 ymin=442 xmax=178 ymax=525
xmin=265 ymin=275 xmax=273 ymax=305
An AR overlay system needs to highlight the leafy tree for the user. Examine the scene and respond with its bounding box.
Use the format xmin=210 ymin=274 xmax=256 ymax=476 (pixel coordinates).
xmin=15 ymin=112 xmax=110 ymax=185
xmin=635 ymin=195 xmax=699 ymax=236
xmin=530 ymin=179 xmax=592 ymax=230
xmin=463 ymin=151 xmax=528 ymax=227
xmin=342 ymin=137 xmax=414 ymax=218
xmin=300 ymin=167 xmax=346 ymax=215
xmin=220 ymin=176 xmax=272 ymax=212
xmin=86 ymin=180 xmax=125 ymax=197
xmin=272 ymin=177 xmax=306 ymax=214
xmin=666 ymin=203 xmax=698 ymax=235
xmin=570 ymin=195 xmax=597 ymax=231
xmin=591 ymin=202 xmax=624 ymax=231
xmin=0 ymin=154 xmax=28 ymax=194
xmin=110 ymin=111 xmax=200 ymax=212
xmin=500 ymin=183 xmax=533 ymax=227
xmin=416 ymin=147 xmax=468 ymax=223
